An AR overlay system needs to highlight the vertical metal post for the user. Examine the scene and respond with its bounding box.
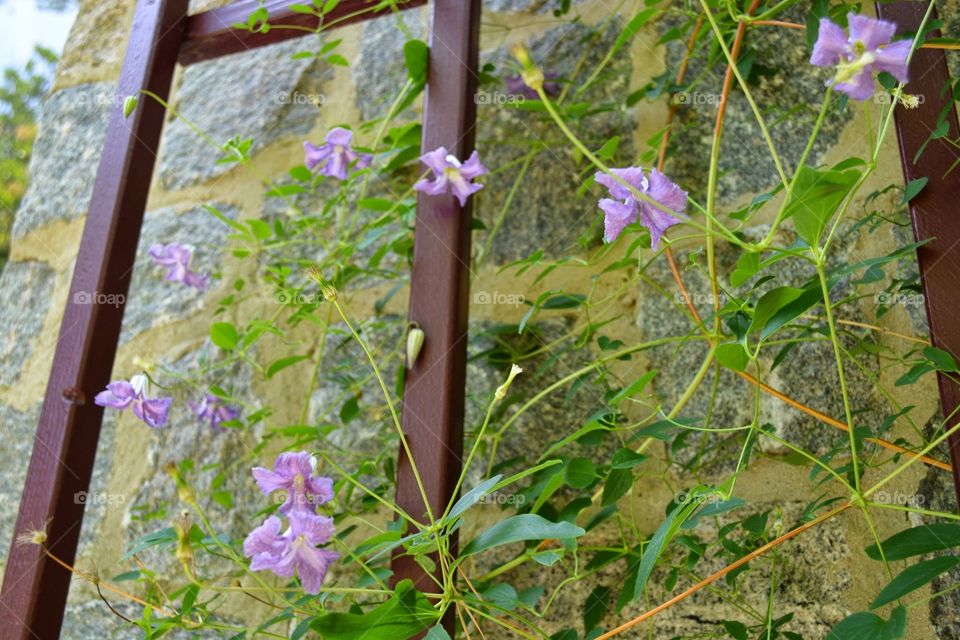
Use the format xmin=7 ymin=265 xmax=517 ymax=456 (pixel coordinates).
xmin=878 ymin=1 xmax=960 ymax=506
xmin=391 ymin=0 xmax=482 ymax=607
xmin=0 ymin=1 xmax=188 ymax=637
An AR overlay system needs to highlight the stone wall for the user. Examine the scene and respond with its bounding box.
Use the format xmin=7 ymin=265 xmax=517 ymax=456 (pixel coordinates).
xmin=0 ymin=0 xmax=953 ymax=638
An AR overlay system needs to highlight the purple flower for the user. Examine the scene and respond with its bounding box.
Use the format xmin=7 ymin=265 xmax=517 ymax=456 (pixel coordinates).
xmin=94 ymin=374 xmax=172 ymax=429
xmin=413 ymin=147 xmax=488 ymax=207
xmin=190 ymin=393 xmax=240 ymax=431
xmin=810 ymin=13 xmax=911 ymax=101
xmin=304 ymin=127 xmax=372 ymax=180
xmin=149 ymin=243 xmax=208 ymax=291
xmin=506 ymin=73 xmax=561 ymax=100
xmin=243 ymin=510 xmax=339 ymax=594
xmin=595 ymin=167 xmax=687 ymax=248
xmin=252 ymin=451 xmax=334 ymax=514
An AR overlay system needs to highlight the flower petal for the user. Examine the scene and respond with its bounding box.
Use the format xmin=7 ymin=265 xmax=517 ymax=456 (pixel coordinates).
xmin=420 ymin=147 xmax=450 ymax=175
xmin=598 ymin=198 xmax=637 ymax=243
xmin=848 ymin=13 xmax=896 ymax=51
xmin=834 ymin=68 xmax=876 ymax=101
xmin=810 ymin=18 xmax=849 ymax=67
xmin=872 ymin=39 xmax=911 ymax=83
xmin=325 ymin=126 xmax=353 ymax=147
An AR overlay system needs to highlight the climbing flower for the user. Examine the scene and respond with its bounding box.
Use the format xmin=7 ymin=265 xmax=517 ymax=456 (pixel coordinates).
xmin=304 ymin=127 xmax=372 ymax=180
xmin=252 ymin=451 xmax=334 ymax=514
xmin=595 ymin=167 xmax=687 ymax=248
xmin=190 ymin=393 xmax=240 ymax=431
xmin=94 ymin=374 xmax=172 ymax=429
xmin=810 ymin=13 xmax=911 ymax=101
xmin=506 ymin=72 xmax=560 ymax=100
xmin=243 ymin=510 xmax=339 ymax=595
xmin=413 ymin=147 xmax=488 ymax=207
xmin=148 ymin=243 xmax=208 ymax=291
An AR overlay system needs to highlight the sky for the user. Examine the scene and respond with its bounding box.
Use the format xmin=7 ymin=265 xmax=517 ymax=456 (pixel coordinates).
xmin=0 ymin=0 xmax=77 ymax=70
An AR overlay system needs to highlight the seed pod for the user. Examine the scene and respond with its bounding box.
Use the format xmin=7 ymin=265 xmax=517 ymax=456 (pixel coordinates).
xmin=407 ymin=325 xmax=425 ymax=368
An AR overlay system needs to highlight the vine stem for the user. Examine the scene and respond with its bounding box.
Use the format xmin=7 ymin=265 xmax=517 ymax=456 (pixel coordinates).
xmin=329 ymin=297 xmax=436 ymax=526
xmin=815 ymin=258 xmax=862 ymax=491
xmin=593 ymin=501 xmax=853 ymax=638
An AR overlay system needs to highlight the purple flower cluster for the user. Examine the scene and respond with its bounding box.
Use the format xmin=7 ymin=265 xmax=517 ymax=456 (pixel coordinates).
xmin=811 ymin=13 xmax=911 ymax=101
xmin=304 ymin=127 xmax=373 ymax=180
xmin=94 ymin=374 xmax=172 ymax=429
xmin=244 ymin=452 xmax=338 ymax=594
xmin=149 ymin=243 xmax=208 ymax=291
xmin=413 ymin=147 xmax=488 ymax=207
xmin=595 ymin=167 xmax=687 ymax=249
xmin=189 ymin=393 xmax=240 ymax=431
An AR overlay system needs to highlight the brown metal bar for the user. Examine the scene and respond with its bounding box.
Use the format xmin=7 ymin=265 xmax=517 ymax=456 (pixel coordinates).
xmin=179 ymin=0 xmax=428 ymax=65
xmin=878 ymin=1 xmax=960 ymax=506
xmin=391 ymin=0 xmax=481 ymax=610
xmin=0 ymin=1 xmax=189 ymax=637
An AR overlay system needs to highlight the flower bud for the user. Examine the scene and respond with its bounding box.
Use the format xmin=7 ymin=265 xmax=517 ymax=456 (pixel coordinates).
xmin=495 ymin=364 xmax=523 ymax=400
xmin=406 ymin=325 xmax=425 ymax=368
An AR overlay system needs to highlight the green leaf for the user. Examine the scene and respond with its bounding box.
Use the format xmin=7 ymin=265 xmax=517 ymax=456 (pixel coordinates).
xmin=716 ymin=343 xmax=749 ymax=371
xmin=447 ymin=475 xmax=502 ymax=520
xmin=610 ymin=447 xmax=647 ymax=469
xmin=750 ymin=287 xmax=804 ymax=337
xmin=583 ymin=585 xmax=612 ymax=632
xmin=210 ymin=322 xmax=239 ymax=350
xmin=482 ymin=583 xmax=520 ymax=611
xmin=403 ymin=40 xmax=429 ymax=83
xmin=632 ymin=488 xmax=725 ymax=600
xmin=461 ymin=514 xmax=584 ymax=556
xmin=924 ymin=346 xmax=959 ymax=372
xmin=827 ymin=606 xmax=907 ymax=640
xmin=866 ymin=524 xmax=960 ymax=561
xmin=610 ymin=370 xmax=657 ymax=405
xmin=311 ymin=580 xmax=438 ymax=639
xmin=424 ymin=626 xmax=452 ymax=640
xmin=730 ymin=252 xmax=760 ymax=287
xmin=722 ymin=620 xmax=748 ymax=640
xmin=601 ymin=467 xmax=634 ymax=506
xmin=871 ymin=556 xmax=960 ymax=609
xmin=122 ymin=527 xmax=177 ymax=560
xmin=903 ymin=177 xmax=928 ymax=203
xmin=564 ymin=458 xmax=597 ymax=489
xmin=266 ymin=355 xmax=309 ymax=378
xmin=612 ymin=8 xmax=660 ymax=55
xmin=784 ymin=165 xmax=860 ymax=246
xmin=359 ymin=197 xmax=394 ymax=211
